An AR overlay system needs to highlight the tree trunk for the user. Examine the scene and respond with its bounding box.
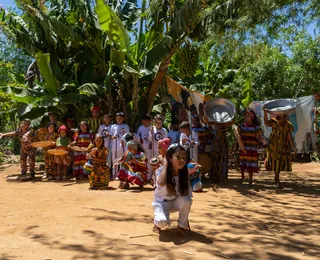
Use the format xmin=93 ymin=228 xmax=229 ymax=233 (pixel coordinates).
xmin=146 ymin=56 xmax=172 ymax=114
xmin=131 ymin=74 xmax=139 ymax=130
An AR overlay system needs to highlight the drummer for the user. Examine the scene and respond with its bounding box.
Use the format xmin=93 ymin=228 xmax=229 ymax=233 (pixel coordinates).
xmin=53 ymin=125 xmax=71 ymax=181
xmin=42 ymin=122 xmax=59 ymax=180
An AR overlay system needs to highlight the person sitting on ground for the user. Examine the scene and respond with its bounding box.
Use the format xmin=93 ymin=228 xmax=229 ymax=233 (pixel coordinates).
xmin=152 ymin=144 xmax=192 ymax=237
xmin=115 ymin=140 xmax=148 ymax=189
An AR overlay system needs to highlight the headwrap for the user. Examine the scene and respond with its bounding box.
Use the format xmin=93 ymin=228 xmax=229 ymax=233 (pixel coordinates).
xmin=91 ymin=106 xmax=101 ymax=112
xmin=58 ymin=124 xmax=68 ymax=134
xmin=126 ymin=140 xmax=138 ymax=150
xmin=158 ymin=138 xmax=171 ymax=152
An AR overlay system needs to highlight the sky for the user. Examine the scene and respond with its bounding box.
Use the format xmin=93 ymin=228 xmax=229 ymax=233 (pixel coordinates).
xmin=1 ymin=0 xmax=15 ymax=9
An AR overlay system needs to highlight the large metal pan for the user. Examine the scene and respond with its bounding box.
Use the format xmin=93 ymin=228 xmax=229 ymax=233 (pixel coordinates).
xmin=263 ymin=99 xmax=298 ymax=116
xmin=204 ymin=98 xmax=236 ymax=125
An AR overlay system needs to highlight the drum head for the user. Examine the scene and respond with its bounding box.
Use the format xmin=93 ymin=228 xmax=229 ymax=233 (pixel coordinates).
xmin=47 ymin=149 xmax=68 ymax=156
xmin=31 ymin=141 xmax=53 ymax=148
xmin=70 ymin=146 xmax=88 ymax=152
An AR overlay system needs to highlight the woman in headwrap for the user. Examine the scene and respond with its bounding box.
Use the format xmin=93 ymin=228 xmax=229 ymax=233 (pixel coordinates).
xmin=115 ymin=140 xmax=148 ymax=189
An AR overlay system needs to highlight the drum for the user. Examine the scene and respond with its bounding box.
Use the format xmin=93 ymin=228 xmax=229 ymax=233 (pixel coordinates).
xmin=47 ymin=149 xmax=68 ymax=156
xmin=83 ymin=159 xmax=94 ymax=175
xmin=198 ymin=153 xmax=213 ymax=174
xmin=69 ymin=146 xmax=88 ymax=152
xmin=31 ymin=141 xmax=53 ymax=148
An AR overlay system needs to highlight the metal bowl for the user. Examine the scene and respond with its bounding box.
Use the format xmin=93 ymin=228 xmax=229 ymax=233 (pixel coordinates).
xmin=263 ymin=99 xmax=298 ymax=116
xmin=204 ymin=98 xmax=236 ymax=125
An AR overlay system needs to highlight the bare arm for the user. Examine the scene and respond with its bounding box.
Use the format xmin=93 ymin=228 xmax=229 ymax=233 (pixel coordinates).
xmin=0 ymin=131 xmax=16 ymax=138
xmin=287 ymin=132 xmax=296 ymax=153
xmin=262 ymin=107 xmax=273 ymax=127
xmin=157 ymin=158 xmax=168 ymax=187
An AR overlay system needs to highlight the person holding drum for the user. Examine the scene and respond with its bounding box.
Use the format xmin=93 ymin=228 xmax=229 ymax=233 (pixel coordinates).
xmin=53 ymin=125 xmax=71 ymax=181
xmin=262 ymin=107 xmax=297 ymax=188
xmin=0 ymin=119 xmax=36 ymax=179
xmin=152 ymin=144 xmax=192 ymax=237
xmin=42 ymin=122 xmax=59 ymax=180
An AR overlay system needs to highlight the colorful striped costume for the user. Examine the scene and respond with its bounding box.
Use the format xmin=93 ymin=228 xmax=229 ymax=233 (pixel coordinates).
xmin=88 ymin=117 xmax=103 ymax=134
xmin=73 ymin=132 xmax=93 ymax=177
xmin=88 ymin=146 xmax=110 ymax=189
xmin=54 ymin=137 xmax=71 ymax=168
xmin=239 ymin=123 xmax=262 ymax=173
xmin=44 ymin=133 xmax=59 ymax=176
xmin=117 ymin=151 xmax=148 ymax=186
xmin=267 ymin=118 xmax=294 ymax=172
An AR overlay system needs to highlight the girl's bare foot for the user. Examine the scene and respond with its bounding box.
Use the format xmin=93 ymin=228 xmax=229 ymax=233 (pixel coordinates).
xmin=177 ymin=226 xmax=190 ymax=237
xmin=152 ymin=224 xmax=161 ymax=234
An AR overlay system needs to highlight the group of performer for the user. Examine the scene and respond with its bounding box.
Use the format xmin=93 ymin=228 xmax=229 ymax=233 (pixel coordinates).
xmin=0 ymin=104 xmax=297 ymax=237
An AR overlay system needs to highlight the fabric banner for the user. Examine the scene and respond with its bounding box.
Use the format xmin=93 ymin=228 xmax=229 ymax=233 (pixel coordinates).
xmin=166 ymin=76 xmax=209 ymax=115
xmin=249 ymin=95 xmax=315 ymax=152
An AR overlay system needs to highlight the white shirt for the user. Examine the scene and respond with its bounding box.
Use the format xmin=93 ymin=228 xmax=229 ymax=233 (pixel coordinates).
xmin=179 ymin=131 xmax=199 ymax=162
xmin=110 ymin=123 xmax=130 ymax=151
xmin=148 ymin=126 xmax=168 ymax=156
xmin=136 ymin=125 xmax=151 ymax=148
xmin=98 ymin=124 xmax=112 ymax=149
xmin=154 ymin=166 xmax=192 ymax=202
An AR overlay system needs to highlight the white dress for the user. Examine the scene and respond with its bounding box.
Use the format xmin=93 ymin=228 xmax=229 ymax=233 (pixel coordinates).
xmin=148 ymin=126 xmax=168 ymax=158
xmin=179 ymin=131 xmax=199 ymax=162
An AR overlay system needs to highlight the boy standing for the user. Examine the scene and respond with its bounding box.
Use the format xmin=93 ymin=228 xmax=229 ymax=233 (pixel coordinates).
xmin=148 ymin=114 xmax=168 ymax=158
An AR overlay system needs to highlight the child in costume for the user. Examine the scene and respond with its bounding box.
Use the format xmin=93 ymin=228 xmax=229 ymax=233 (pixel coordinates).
xmin=148 ymin=114 xmax=168 ymax=159
xmin=110 ymin=112 xmax=130 ymax=177
xmin=235 ymin=109 xmax=262 ymax=185
xmin=87 ymin=134 xmax=111 ymax=189
xmin=53 ymin=125 xmax=71 ymax=181
xmin=88 ymin=106 xmax=103 ymax=134
xmin=70 ymin=121 xmax=93 ymax=180
xmin=42 ymin=122 xmax=59 ymax=180
xmin=179 ymin=121 xmax=199 ymax=163
xmin=137 ymin=114 xmax=152 ymax=179
xmin=98 ymin=113 xmax=113 ymax=167
xmin=115 ymin=140 xmax=148 ymax=189
xmin=0 ymin=119 xmax=36 ymax=179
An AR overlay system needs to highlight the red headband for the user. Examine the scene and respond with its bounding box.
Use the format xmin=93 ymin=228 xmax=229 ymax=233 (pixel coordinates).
xmin=92 ymin=106 xmax=100 ymax=112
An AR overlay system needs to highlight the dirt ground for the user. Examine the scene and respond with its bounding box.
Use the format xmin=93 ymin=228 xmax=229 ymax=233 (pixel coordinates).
xmin=0 ymin=163 xmax=319 ymax=260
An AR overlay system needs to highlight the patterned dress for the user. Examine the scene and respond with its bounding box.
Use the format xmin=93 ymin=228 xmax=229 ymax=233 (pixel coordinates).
xmin=73 ymin=132 xmax=93 ymax=177
xmin=239 ymin=123 xmax=262 ymax=173
xmin=266 ymin=119 xmax=294 ymax=172
xmin=43 ymin=132 xmax=59 ymax=176
xmin=88 ymin=146 xmax=110 ymax=189
xmin=16 ymin=128 xmax=37 ymax=174
xmin=117 ymin=151 xmax=148 ymax=186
